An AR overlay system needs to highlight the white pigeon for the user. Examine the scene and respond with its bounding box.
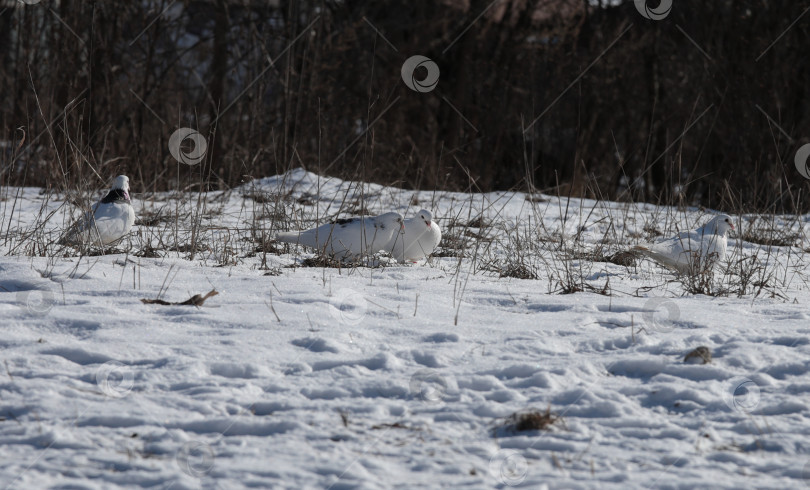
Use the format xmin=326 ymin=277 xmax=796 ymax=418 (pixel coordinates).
xmin=275 ymin=212 xmax=404 ymax=260
xmin=62 ymin=175 xmax=136 ymax=247
xmin=388 ymin=209 xmax=442 ymax=263
xmin=631 ymin=214 xmax=735 ymax=274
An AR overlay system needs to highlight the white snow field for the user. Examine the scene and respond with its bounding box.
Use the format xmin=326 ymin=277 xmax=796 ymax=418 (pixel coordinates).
xmin=1 ymin=168 xmax=810 ymax=489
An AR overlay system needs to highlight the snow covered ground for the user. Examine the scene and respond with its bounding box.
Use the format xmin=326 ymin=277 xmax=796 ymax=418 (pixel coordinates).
xmin=1 ymin=168 xmax=810 ymax=489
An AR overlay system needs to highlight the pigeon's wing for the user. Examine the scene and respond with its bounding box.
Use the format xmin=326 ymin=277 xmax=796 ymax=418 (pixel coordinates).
xmin=669 ymin=230 xmax=727 ymax=266
xmin=331 ymin=216 xmax=403 ymax=256
xmin=91 ymin=202 xmax=135 ymax=244
xmin=328 ymin=219 xmax=369 ymax=256
xmin=362 ymin=216 xmax=399 ymax=255
xmin=686 ymin=233 xmax=726 ymax=269
xmin=66 ymin=202 xmax=135 ymax=245
xmin=277 ymin=217 xmax=388 ymax=258
xmin=633 ymin=230 xmax=724 ymax=273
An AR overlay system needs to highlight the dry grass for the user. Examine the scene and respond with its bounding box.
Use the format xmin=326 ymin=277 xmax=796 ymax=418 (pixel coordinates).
xmin=1 ymin=147 xmax=806 ymax=307
xmin=739 ymin=222 xmax=801 ymax=248
xmin=494 ymin=407 xmax=564 ymax=436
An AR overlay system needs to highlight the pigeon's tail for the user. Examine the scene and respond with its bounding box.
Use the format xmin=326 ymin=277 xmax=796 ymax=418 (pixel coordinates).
xmin=632 ymin=245 xmax=670 ymax=266
xmin=630 ymin=245 xmax=687 ymax=273
xmin=275 ymin=230 xmax=327 ymax=252
xmin=57 ymin=225 xmax=105 ymax=248
xmin=631 ymin=245 xmax=662 ymax=259
xmin=58 ymin=223 xmax=85 ymax=246
xmin=275 ymin=231 xmax=304 ymax=244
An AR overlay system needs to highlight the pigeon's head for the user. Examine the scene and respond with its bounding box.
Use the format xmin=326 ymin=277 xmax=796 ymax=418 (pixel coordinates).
xmin=112 ymin=175 xmax=129 ymax=191
xmin=378 ymin=212 xmax=405 ymax=230
xmin=112 ymin=175 xmax=130 ymax=199
xmin=711 ymin=214 xmax=735 ymax=236
xmin=417 ymin=209 xmax=433 ymax=228
xmin=99 ymin=175 xmax=131 ymax=204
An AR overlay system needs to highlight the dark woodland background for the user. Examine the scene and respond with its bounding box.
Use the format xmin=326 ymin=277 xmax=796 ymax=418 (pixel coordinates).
xmin=1 ymin=0 xmax=809 ymax=212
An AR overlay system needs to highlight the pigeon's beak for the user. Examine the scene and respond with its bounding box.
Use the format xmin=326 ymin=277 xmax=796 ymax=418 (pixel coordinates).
xmin=426 ymin=220 xmax=431 ymax=227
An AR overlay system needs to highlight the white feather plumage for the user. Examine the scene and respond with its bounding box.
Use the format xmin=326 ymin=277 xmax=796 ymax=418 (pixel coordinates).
xmin=388 ymin=209 xmax=442 ymax=263
xmin=62 ymin=175 xmax=136 ymax=246
xmin=632 ymin=214 xmax=735 ymax=273
xmin=275 ymin=212 xmax=404 ymax=260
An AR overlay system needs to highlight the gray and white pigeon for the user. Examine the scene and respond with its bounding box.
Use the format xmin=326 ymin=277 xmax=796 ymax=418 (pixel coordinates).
xmin=275 ymin=212 xmax=404 ymax=260
xmin=62 ymin=175 xmax=136 ymax=246
xmin=631 ymin=214 xmax=735 ymax=274
xmin=389 ymin=209 xmax=442 ymax=263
